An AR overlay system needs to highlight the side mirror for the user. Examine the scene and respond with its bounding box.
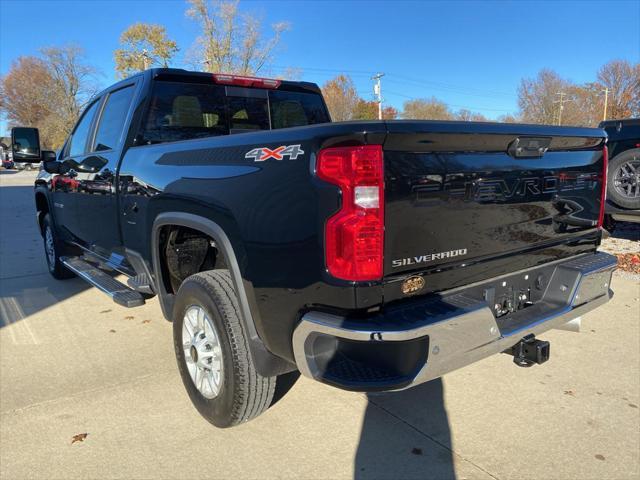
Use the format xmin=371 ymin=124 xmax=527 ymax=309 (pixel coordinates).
xmin=42 ymin=151 xmax=62 ymax=174
xmin=11 ymin=127 xmax=42 ymax=162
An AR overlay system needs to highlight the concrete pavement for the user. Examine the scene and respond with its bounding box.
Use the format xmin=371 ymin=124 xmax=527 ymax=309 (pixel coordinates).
xmin=1 ymin=169 xmax=638 ymax=480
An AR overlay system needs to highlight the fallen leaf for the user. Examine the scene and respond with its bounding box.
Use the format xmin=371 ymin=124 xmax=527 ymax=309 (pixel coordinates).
xmin=564 ymin=390 xmax=575 ymax=396
xmin=628 ymin=403 xmax=638 ymax=409
xmin=141 ymin=319 xmax=151 ymax=324
xmin=99 ymin=309 xmax=112 ymax=314
xmin=124 ymin=316 xmax=134 ymax=320
xmin=71 ymin=433 xmax=88 ymax=444
xmin=109 ymin=329 xmax=116 ymax=333
xmin=615 ymin=254 xmax=640 ymax=274
xmin=594 ymin=454 xmax=605 ymax=461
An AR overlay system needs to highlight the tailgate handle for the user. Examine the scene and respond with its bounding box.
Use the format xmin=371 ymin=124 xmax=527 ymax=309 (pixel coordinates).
xmin=508 ymin=137 xmax=552 ymax=158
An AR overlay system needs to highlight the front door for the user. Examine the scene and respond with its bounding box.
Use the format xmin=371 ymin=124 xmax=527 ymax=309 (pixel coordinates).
xmin=52 ymin=98 xmax=102 ymax=241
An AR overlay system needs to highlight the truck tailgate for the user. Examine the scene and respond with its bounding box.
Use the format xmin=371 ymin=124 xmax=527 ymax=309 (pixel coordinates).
xmin=382 ymin=121 xmax=606 ymax=298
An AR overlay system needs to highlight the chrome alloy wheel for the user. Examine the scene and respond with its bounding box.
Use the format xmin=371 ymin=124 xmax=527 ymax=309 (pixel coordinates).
xmin=613 ymin=158 xmax=640 ymax=199
xmin=45 ymin=226 xmax=56 ymax=269
xmin=182 ymin=305 xmax=224 ymax=399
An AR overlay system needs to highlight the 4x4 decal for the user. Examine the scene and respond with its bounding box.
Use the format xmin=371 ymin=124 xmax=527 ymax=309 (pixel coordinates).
xmin=245 ymin=145 xmax=305 ymax=162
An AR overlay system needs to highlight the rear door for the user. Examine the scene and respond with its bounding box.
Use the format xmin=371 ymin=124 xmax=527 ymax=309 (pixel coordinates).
xmin=382 ymin=121 xmax=606 ymax=295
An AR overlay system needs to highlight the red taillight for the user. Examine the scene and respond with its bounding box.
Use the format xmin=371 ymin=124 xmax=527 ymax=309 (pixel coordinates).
xmin=212 ymin=74 xmax=281 ymax=89
xmin=598 ymin=145 xmax=608 ymax=229
xmin=317 ymin=145 xmax=384 ymax=281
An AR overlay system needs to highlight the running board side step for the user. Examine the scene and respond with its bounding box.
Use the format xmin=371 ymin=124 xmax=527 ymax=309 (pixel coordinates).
xmin=61 ymin=256 xmax=146 ymax=308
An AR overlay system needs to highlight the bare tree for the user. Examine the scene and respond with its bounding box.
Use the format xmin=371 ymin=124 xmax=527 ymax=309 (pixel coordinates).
xmin=597 ymin=59 xmax=640 ymax=119
xmin=321 ymin=75 xmax=359 ymax=122
xmin=114 ymin=23 xmax=179 ymax=78
xmin=186 ymin=0 xmax=289 ymax=75
xmin=40 ymin=45 xmax=101 ymax=146
xmin=497 ymin=113 xmax=521 ymax=123
xmin=455 ymin=109 xmax=488 ymax=122
xmin=0 ymin=46 xmax=100 ymax=149
xmin=401 ymin=97 xmax=453 ymax=120
xmin=517 ymin=69 xmax=591 ymax=126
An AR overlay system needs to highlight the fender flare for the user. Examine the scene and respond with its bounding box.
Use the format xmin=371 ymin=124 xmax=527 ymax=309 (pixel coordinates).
xmin=34 ymin=185 xmax=54 ymax=234
xmin=151 ymin=212 xmax=294 ymax=377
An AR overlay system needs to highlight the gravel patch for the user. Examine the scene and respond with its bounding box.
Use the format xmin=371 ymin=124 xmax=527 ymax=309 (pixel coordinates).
xmin=601 ymin=221 xmax=640 ymax=282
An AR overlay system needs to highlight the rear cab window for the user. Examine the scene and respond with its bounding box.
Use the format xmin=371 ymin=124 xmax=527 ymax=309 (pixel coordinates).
xmin=139 ymin=79 xmax=329 ymax=145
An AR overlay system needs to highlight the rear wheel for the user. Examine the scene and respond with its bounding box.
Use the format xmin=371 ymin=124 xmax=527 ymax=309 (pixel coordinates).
xmin=42 ymin=214 xmax=75 ymax=280
xmin=607 ymin=149 xmax=640 ymax=209
xmin=172 ymin=270 xmax=277 ymax=427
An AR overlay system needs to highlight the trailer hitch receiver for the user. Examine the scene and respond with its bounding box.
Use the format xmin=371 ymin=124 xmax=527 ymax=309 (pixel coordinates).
xmin=508 ymin=334 xmax=550 ymax=367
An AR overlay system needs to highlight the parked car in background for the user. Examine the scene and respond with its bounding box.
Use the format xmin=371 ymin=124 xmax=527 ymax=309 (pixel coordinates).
xmin=0 ymin=142 xmax=13 ymax=169
xmin=2 ymin=157 xmax=15 ymax=170
xmin=599 ymin=118 xmax=640 ymax=227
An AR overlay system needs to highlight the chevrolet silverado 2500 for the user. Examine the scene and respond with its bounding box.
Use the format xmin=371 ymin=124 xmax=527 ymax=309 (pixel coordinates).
xmin=16 ymin=68 xmax=616 ymax=427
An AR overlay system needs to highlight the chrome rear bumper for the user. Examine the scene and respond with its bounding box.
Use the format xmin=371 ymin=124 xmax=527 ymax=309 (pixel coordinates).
xmin=292 ymin=252 xmax=617 ymax=392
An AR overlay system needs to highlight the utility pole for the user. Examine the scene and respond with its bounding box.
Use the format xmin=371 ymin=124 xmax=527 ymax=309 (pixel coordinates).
xmin=602 ymin=87 xmax=609 ymax=121
xmin=554 ymin=91 xmax=569 ymax=125
xmin=142 ymin=49 xmax=150 ymax=70
xmin=372 ymin=73 xmax=384 ymax=120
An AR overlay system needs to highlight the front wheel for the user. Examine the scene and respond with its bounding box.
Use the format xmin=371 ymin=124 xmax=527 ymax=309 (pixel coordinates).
xmin=42 ymin=214 xmax=75 ymax=279
xmin=172 ymin=270 xmax=277 ymax=427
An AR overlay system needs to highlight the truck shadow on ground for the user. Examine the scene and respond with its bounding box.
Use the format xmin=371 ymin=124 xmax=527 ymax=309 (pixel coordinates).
xmin=607 ymin=220 xmax=640 ymax=241
xmin=354 ymin=379 xmax=455 ymax=480
xmin=0 ymin=274 xmax=90 ymax=328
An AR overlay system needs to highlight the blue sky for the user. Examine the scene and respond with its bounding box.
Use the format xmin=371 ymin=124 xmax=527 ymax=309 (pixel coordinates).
xmin=1 ymin=0 xmax=639 ymax=133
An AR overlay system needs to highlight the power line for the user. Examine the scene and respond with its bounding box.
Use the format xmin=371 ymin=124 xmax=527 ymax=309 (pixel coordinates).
xmin=384 ymin=89 xmax=513 ymax=112
xmin=271 ymin=64 xmax=518 ymax=100
xmin=385 ymin=74 xmax=517 ymax=99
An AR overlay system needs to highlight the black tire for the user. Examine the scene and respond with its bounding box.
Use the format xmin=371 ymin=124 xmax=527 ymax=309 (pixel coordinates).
xmin=607 ymin=149 xmax=640 ymax=209
xmin=173 ymin=270 xmax=276 ymax=428
xmin=42 ymin=214 xmax=75 ymax=279
xmin=602 ymin=214 xmax=616 ymax=233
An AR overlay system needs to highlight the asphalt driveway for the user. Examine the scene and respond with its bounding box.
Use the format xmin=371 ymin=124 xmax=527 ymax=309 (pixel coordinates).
xmin=1 ymin=169 xmax=638 ymax=480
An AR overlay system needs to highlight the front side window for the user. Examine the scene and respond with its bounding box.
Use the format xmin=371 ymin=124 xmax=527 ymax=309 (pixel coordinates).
xmin=68 ymin=100 xmax=100 ymax=158
xmin=93 ymin=85 xmax=135 ymax=152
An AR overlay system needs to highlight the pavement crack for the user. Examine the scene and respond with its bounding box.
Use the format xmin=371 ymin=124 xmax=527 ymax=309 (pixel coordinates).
xmin=367 ymin=397 xmax=501 ymax=480
xmin=0 ymin=373 xmax=156 ymax=416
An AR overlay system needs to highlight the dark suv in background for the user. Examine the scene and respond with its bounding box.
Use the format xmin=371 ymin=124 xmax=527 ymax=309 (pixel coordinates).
xmin=599 ymin=118 xmax=640 ymax=225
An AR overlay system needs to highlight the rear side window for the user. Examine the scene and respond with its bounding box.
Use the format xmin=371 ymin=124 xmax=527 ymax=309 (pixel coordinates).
xmin=139 ymin=80 xmax=329 ymax=145
xmin=93 ymin=85 xmax=135 ymax=151
xmin=269 ymin=90 xmax=329 ymax=129
xmin=67 ymin=100 xmax=100 ymax=158
xmin=141 ymin=82 xmax=228 ymax=144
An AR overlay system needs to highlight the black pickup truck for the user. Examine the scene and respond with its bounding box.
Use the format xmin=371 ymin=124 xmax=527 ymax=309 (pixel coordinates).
xmin=16 ymin=68 xmax=616 ymax=428
xmin=599 ymin=118 xmax=640 ymax=226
